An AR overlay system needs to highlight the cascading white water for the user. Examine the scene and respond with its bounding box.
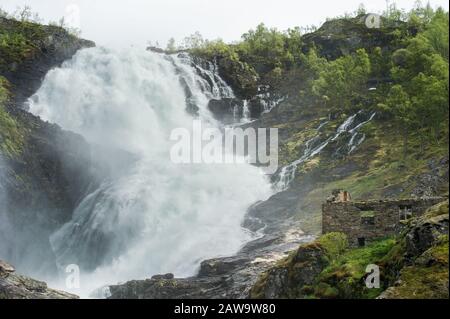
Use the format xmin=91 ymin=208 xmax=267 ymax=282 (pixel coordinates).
xmin=275 ymin=111 xmax=376 ymax=191
xmin=28 ymin=47 xmax=272 ymax=297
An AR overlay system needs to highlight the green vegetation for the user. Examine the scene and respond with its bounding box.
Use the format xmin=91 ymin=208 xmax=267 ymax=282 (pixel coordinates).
xmin=0 ymin=6 xmax=82 ymax=73
xmin=317 ymin=232 xmax=349 ymax=260
xmin=312 ymin=48 xmax=371 ymax=111
xmin=0 ymin=9 xmax=48 ymax=72
xmin=0 ymin=76 xmax=24 ymax=156
xmin=311 ymin=237 xmax=396 ymax=299
xmin=185 ymin=2 xmax=448 ymax=158
xmin=379 ymin=8 xmax=449 ymax=158
xmin=0 ymin=6 xmax=78 ymax=158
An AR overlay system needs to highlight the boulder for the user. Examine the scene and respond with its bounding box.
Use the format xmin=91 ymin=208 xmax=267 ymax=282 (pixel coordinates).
xmin=0 ymin=260 xmax=14 ymax=277
xmin=0 ymin=261 xmax=78 ymax=299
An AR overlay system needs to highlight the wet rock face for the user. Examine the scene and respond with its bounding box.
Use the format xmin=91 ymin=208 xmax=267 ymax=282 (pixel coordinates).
xmin=216 ymin=57 xmax=259 ymax=100
xmin=261 ymin=268 xmax=290 ymax=299
xmin=0 ymin=17 xmax=99 ymax=277
xmin=250 ymin=243 xmax=328 ymax=299
xmin=411 ymin=156 xmax=449 ymax=198
xmin=0 ymin=260 xmax=15 ymax=277
xmin=377 ymin=202 xmax=449 ymax=299
xmin=302 ymin=16 xmax=408 ymax=60
xmin=0 ymin=17 xmax=95 ymax=108
xmin=0 ymin=260 xmax=77 ymax=299
xmin=405 ymin=213 xmax=449 ymax=258
xmin=208 ymin=98 xmax=244 ymax=123
xmin=109 ymin=277 xmax=226 ymax=299
xmin=291 ymin=244 xmax=328 ymax=285
xmin=198 ymin=257 xmax=251 ymax=277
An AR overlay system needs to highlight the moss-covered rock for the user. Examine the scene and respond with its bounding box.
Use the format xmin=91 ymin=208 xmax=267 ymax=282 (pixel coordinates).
xmin=0 ymin=76 xmax=24 ymax=156
xmin=302 ymin=15 xmax=410 ymax=60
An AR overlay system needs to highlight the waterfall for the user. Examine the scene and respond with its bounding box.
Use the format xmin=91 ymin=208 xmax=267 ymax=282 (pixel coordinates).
xmin=242 ymin=100 xmax=251 ymax=123
xmin=28 ymin=47 xmax=272 ymax=296
xmin=275 ymin=111 xmax=376 ymax=191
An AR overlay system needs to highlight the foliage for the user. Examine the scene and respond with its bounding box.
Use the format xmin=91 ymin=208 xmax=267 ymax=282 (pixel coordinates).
xmin=318 ymin=232 xmax=349 ymax=260
xmin=379 ymin=10 xmax=449 ymax=155
xmin=188 ymin=23 xmax=304 ymax=86
xmin=0 ymin=31 xmax=34 ymax=68
xmin=311 ymin=49 xmax=371 ymax=111
xmin=0 ymin=76 xmax=24 ymax=157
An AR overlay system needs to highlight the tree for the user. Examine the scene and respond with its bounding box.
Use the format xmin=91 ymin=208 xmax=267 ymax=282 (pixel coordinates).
xmin=384 ymin=16 xmax=449 ymax=154
xmin=378 ymin=85 xmax=414 ymax=159
xmin=14 ymin=5 xmax=32 ymax=22
xmin=182 ymin=31 xmax=205 ymax=50
xmin=312 ymin=49 xmax=371 ymax=110
xmin=356 ymin=3 xmax=367 ymax=16
xmin=422 ymin=8 xmax=449 ymax=61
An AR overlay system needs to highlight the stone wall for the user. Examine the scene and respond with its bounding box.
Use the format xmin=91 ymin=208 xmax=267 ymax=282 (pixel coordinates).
xmin=322 ymin=197 xmax=446 ymax=246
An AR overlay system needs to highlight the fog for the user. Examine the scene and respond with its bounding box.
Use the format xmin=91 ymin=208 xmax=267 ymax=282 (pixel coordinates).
xmin=1 ymin=0 xmax=449 ymax=48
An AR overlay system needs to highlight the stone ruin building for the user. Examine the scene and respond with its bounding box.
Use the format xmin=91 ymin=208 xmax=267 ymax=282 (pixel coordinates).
xmin=322 ymin=189 xmax=446 ymax=246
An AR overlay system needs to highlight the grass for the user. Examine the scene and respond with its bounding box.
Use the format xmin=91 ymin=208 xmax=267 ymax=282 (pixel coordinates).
xmin=0 ymin=76 xmax=24 ymax=157
xmin=0 ymin=17 xmax=56 ymax=72
xmin=317 ymin=232 xmax=349 ymax=260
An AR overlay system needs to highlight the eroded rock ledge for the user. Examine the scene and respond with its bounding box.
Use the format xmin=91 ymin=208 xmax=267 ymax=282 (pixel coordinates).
xmin=0 ymin=260 xmax=77 ymax=299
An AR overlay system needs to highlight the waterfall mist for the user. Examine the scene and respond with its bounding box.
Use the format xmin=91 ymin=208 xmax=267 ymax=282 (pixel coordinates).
xmin=27 ymin=47 xmax=273 ymax=296
xmin=0 ymin=155 xmax=9 ymax=259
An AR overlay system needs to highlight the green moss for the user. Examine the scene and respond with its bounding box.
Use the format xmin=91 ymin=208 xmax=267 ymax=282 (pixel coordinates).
xmin=313 ymin=238 xmax=397 ymax=298
xmin=249 ymin=271 xmax=270 ymax=299
xmin=0 ymin=18 xmax=48 ymax=72
xmin=313 ymin=282 xmax=339 ymax=299
xmin=0 ymin=76 xmax=24 ymax=157
xmin=424 ymin=201 xmax=449 ymax=218
xmin=385 ymin=263 xmax=448 ymax=299
xmin=317 ymin=232 xmax=349 ymax=260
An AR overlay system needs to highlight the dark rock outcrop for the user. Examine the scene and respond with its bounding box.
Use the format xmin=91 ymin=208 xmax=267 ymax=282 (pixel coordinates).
xmin=302 ymin=15 xmax=408 ymax=60
xmin=0 ymin=260 xmax=77 ymax=299
xmin=216 ymin=57 xmax=259 ymax=99
xmin=0 ymin=17 xmax=95 ymax=107
xmin=251 ymin=243 xmax=327 ymax=299
xmin=378 ymin=201 xmax=449 ymax=299
xmin=208 ymin=98 xmax=243 ymax=123
xmin=405 ymin=208 xmax=449 ymax=259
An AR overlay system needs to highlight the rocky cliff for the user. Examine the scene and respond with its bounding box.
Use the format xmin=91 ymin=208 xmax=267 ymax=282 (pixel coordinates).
xmin=0 ymin=260 xmax=77 ymax=299
xmin=0 ymin=17 xmax=98 ymax=279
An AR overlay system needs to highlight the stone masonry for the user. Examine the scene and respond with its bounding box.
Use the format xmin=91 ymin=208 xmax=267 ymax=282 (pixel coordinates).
xmin=322 ymin=195 xmax=447 ymax=246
